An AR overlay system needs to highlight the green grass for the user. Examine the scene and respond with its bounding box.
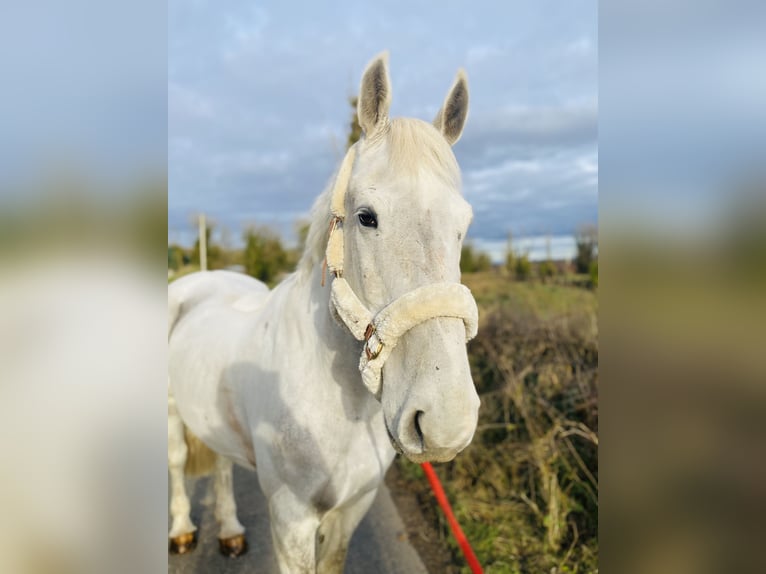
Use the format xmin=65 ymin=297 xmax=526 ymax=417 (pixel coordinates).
xmin=463 ymin=271 xmax=597 ymax=320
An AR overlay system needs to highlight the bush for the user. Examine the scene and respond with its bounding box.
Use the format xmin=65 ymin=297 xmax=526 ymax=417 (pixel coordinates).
xmin=504 ymin=250 xmax=514 ymax=276
xmin=167 ymin=245 xmax=186 ymax=271
xmin=243 ymin=226 xmax=290 ymax=286
xmin=476 ymin=252 xmax=492 ymax=272
xmin=574 ymin=224 xmax=598 ymax=274
xmin=515 ymin=254 xmax=532 ymax=281
xmin=538 ymin=260 xmax=557 ymax=282
xmin=438 ymin=307 xmax=598 ymax=573
xmin=461 ymin=243 xmax=492 ymax=273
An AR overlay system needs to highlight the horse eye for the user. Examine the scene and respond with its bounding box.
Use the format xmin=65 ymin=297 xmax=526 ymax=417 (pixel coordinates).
xmin=358 ymin=211 xmax=378 ymax=228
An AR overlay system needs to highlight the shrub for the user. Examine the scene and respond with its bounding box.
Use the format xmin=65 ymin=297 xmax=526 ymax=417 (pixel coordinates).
xmin=243 ymin=226 xmax=290 ymax=286
xmin=504 ymin=250 xmax=515 ymax=276
xmin=167 ymin=245 xmax=186 ymax=271
xmin=538 ymin=260 xmax=557 ymax=282
xmin=461 ymin=243 xmax=493 ymax=273
xmin=476 ymin=252 xmax=492 ymax=272
xmin=574 ymin=224 xmax=598 ymax=274
xmin=515 ymin=254 xmax=532 ymax=281
xmin=438 ymin=307 xmax=598 ymax=572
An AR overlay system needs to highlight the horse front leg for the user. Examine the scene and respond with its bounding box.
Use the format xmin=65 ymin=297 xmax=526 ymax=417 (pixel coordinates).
xmin=269 ymin=488 xmax=321 ymax=574
xmin=315 ymin=488 xmax=379 ymax=574
xmin=167 ymin=396 xmax=197 ymax=554
xmin=213 ymin=455 xmax=248 ymax=557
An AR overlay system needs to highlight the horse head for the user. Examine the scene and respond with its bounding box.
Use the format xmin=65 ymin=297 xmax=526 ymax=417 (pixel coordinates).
xmin=330 ymin=53 xmax=479 ymax=464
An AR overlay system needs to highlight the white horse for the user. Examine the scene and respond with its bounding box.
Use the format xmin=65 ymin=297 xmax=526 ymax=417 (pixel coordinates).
xmin=168 ymin=52 xmax=480 ymax=573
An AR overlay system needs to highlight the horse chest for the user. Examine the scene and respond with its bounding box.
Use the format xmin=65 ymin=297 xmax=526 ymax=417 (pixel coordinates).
xmin=259 ymin=399 xmax=393 ymax=503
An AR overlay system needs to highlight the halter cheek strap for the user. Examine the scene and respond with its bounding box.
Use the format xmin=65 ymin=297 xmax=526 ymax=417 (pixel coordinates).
xmin=323 ymin=144 xmax=480 ymax=399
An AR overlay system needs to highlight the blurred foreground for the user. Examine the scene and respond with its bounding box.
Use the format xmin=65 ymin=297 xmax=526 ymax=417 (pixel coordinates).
xmin=0 ymin=183 xmax=168 ymax=574
xmin=601 ymin=211 xmax=766 ymax=574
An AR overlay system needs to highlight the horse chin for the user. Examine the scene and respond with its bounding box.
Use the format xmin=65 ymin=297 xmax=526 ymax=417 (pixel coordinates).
xmin=402 ymin=449 xmax=459 ymax=465
xmin=384 ymin=419 xmax=462 ymax=464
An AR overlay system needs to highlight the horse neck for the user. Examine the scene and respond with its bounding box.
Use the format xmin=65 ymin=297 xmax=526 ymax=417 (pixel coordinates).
xmin=286 ymin=262 xmax=369 ymax=396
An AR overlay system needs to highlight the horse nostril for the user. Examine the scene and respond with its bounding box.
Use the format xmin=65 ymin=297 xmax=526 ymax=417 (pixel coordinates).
xmin=413 ymin=410 xmax=425 ymax=445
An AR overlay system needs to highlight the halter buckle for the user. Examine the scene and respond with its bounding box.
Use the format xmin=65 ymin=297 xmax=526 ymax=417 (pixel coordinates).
xmin=365 ymin=338 xmax=383 ymax=360
xmin=364 ymin=324 xmax=383 ymax=360
xmin=329 ymin=215 xmax=342 ymax=234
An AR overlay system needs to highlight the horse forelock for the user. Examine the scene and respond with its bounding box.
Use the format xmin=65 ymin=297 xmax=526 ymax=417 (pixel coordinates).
xmin=385 ymin=118 xmax=461 ymax=187
xmin=298 ymin=117 xmax=462 ymax=278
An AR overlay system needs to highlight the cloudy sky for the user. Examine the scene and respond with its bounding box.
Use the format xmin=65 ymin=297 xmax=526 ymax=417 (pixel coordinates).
xmin=169 ymin=0 xmax=598 ymax=258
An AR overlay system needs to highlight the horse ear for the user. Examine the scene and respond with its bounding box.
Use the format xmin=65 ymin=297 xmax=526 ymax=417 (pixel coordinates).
xmin=433 ymin=69 xmax=469 ymax=145
xmin=358 ymin=52 xmax=392 ymax=137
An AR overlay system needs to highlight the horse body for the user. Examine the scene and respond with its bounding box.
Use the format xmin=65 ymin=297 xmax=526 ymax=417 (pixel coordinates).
xmin=169 ymin=267 xmax=392 ymax=498
xmin=168 ymin=53 xmax=478 ymax=573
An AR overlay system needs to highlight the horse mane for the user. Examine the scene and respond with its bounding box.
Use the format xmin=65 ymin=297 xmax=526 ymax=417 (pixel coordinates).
xmin=298 ymin=117 xmax=461 ymax=277
xmin=297 ymin=179 xmax=334 ymax=277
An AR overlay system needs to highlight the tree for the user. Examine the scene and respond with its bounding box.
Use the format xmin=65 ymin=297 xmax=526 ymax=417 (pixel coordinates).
xmin=574 ymin=224 xmax=598 ymax=274
xmin=504 ymin=232 xmax=515 ymax=276
xmin=243 ymin=225 xmax=290 ymax=285
xmin=460 ymin=243 xmax=476 ymax=274
xmin=505 ymin=250 xmax=515 ymax=275
xmin=167 ymin=244 xmax=186 ymax=271
xmin=539 ymin=234 xmax=557 ymax=281
xmin=476 ymin=252 xmax=492 ymax=272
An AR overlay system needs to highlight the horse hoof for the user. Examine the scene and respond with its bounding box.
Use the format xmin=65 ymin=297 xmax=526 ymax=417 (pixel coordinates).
xmin=169 ymin=532 xmax=197 ymax=555
xmin=219 ymin=534 xmax=248 ymax=557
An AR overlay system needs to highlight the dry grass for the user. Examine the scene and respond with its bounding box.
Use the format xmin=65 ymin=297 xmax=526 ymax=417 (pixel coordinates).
xmin=398 ymin=272 xmax=598 ymax=573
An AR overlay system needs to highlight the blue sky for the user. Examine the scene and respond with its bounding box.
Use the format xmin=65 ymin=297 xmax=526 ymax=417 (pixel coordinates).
xmin=168 ymin=0 xmax=598 ymax=257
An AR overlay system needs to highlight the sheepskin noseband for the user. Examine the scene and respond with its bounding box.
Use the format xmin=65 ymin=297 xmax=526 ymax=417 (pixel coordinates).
xmin=322 ymin=144 xmax=479 ymax=398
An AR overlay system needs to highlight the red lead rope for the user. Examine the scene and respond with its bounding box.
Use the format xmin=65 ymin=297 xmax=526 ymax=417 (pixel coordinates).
xmin=420 ymin=462 xmax=483 ymax=574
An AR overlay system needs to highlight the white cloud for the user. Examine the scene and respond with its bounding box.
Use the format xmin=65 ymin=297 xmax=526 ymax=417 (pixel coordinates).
xmin=207 ymin=150 xmax=293 ymax=177
xmin=222 ymin=6 xmax=270 ymax=61
xmin=168 ymin=82 xmax=215 ymax=120
xmin=467 ymin=159 xmax=542 ymax=183
xmin=168 ymin=137 xmax=193 ymax=155
xmin=577 ymin=154 xmax=598 ymax=175
xmin=466 ymin=44 xmax=504 ymax=65
xmin=566 ymin=36 xmax=594 ymax=56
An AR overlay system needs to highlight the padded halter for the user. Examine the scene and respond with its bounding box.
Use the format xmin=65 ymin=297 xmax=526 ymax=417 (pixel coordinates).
xmin=323 ymin=143 xmax=479 ymax=398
